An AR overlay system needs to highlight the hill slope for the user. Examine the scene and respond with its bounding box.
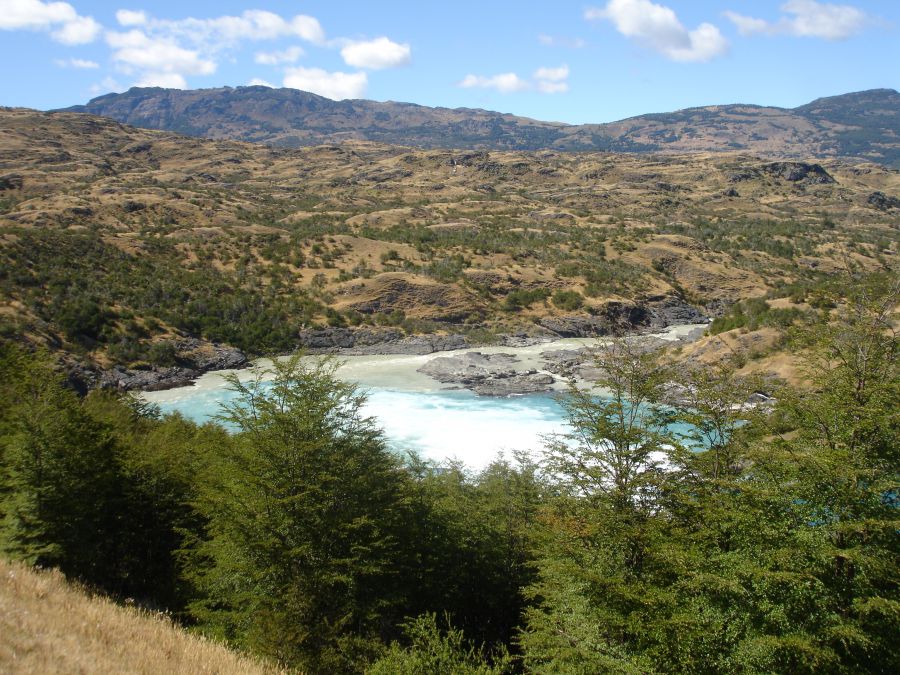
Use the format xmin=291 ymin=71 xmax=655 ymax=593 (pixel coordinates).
xmin=2 ymin=107 xmax=898 ymax=388
xmin=62 ymin=87 xmax=900 ymax=166
xmin=0 ymin=558 xmax=275 ymax=674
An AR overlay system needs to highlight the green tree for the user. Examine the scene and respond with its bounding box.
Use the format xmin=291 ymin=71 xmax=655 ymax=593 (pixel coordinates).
xmin=0 ymin=345 xmax=208 ymax=610
xmin=368 ymin=613 xmax=511 ymax=675
xmin=542 ymin=339 xmax=672 ymax=510
xmin=186 ymin=356 xmax=412 ymax=672
xmin=401 ymin=453 xmax=544 ymax=650
xmin=752 ymin=276 xmax=899 ymax=671
xmin=521 ymin=340 xmax=677 ymax=672
xmin=0 ymin=347 xmax=126 ymax=592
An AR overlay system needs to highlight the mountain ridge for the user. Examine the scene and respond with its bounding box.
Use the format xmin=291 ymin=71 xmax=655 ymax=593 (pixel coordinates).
xmin=60 ymin=87 xmax=900 ymax=167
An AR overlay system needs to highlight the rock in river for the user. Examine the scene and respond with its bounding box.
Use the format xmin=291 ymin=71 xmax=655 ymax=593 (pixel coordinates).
xmin=417 ymin=352 xmax=557 ymax=396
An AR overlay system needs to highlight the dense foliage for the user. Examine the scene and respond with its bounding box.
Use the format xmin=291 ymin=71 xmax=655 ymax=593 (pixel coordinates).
xmin=0 ymin=277 xmax=896 ymax=673
xmin=0 ymin=229 xmax=321 ymax=355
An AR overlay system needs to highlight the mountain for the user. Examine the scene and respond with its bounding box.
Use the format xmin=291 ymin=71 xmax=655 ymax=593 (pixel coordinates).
xmin=61 ymin=87 xmax=900 ymax=166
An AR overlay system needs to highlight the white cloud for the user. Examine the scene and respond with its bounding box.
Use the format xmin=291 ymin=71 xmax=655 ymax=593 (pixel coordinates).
xmin=101 ymin=8 xmax=328 ymax=89
xmin=283 ymin=66 xmax=367 ymax=100
xmin=0 ymin=0 xmax=101 ymax=44
xmin=533 ymin=64 xmax=570 ymax=94
xmin=537 ymin=81 xmax=568 ymax=94
xmin=107 ymin=29 xmax=216 ymax=77
xmin=723 ymin=11 xmax=770 ymax=36
xmin=725 ymin=1 xmax=868 ymax=40
xmin=290 ymin=15 xmax=325 ymax=45
xmin=89 ymin=76 xmax=123 ymax=94
xmin=459 ymin=72 xmax=530 ymax=94
xmin=54 ymin=57 xmax=99 ymax=68
xmin=586 ymin=0 xmax=728 ymax=62
xmin=0 ymin=0 xmax=73 ymax=28
xmin=145 ymin=10 xmax=326 ymax=49
xmin=538 ymin=34 xmax=587 ymax=48
xmin=115 ymin=9 xmax=146 ymax=27
xmin=340 ymin=37 xmax=411 ymax=70
xmin=136 ymin=72 xmax=187 ymax=88
xmin=459 ymin=66 xmax=570 ymax=95
xmin=248 ymin=78 xmax=274 ymax=87
xmin=534 ymin=65 xmax=569 ymax=82
xmin=255 ymin=45 xmax=304 ymax=65
xmin=52 ymin=14 xmax=100 ymax=44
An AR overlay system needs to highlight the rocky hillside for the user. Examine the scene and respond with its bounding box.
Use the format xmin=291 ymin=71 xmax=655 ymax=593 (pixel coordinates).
xmin=1 ymin=108 xmax=897 ymax=385
xmin=62 ymin=87 xmax=900 ymax=167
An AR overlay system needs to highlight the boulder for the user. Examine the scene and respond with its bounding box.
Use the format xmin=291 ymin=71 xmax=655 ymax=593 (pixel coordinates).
xmin=418 ymin=352 xmax=520 ymax=384
xmin=99 ymin=365 xmax=199 ymax=392
xmin=417 ymin=351 xmax=557 ymax=396
xmin=472 ymin=373 xmax=555 ymax=396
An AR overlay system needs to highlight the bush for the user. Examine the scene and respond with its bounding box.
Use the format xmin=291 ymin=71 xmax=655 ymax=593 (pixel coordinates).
xmin=552 ymin=290 xmax=583 ymax=311
xmin=502 ymin=288 xmax=549 ymax=312
xmin=369 ymin=614 xmax=511 ymax=675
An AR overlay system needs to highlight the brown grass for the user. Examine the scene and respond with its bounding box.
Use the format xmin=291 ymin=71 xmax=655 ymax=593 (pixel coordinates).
xmin=0 ymin=558 xmax=279 ymax=675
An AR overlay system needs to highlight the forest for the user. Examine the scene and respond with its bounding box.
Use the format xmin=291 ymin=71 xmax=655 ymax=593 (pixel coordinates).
xmin=0 ymin=274 xmax=896 ymax=674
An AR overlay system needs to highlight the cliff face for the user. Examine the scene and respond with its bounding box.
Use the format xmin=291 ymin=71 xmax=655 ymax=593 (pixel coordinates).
xmin=61 ymin=87 xmax=900 ymax=166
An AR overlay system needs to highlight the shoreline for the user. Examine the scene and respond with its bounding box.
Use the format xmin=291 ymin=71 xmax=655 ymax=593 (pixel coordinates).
xmin=141 ymin=322 xmax=710 ymax=400
xmin=76 ymin=297 xmax=709 ymax=394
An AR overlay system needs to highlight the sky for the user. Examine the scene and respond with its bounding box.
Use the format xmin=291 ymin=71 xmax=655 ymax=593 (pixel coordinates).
xmin=0 ymin=0 xmax=897 ymax=124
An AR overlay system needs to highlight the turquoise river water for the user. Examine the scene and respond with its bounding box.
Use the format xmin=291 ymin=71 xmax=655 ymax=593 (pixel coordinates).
xmin=142 ymin=325 xmax=705 ymax=469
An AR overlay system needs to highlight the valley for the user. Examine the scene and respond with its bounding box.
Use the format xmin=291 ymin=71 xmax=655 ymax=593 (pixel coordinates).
xmin=0 ymin=87 xmax=898 ymax=675
xmin=1 ymin=106 xmax=897 ymax=391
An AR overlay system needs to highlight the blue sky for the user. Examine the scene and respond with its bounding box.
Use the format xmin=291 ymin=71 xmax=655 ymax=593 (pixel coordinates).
xmin=1 ymin=0 xmax=897 ymax=123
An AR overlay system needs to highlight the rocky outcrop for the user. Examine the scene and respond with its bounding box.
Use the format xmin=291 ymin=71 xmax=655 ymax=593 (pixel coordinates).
xmin=471 ymin=373 xmax=555 ymax=396
xmin=762 ymin=161 xmax=835 ymax=184
xmin=541 ymin=348 xmax=604 ymax=381
xmin=0 ymin=173 xmax=24 ymax=191
xmin=538 ymin=297 xmax=706 ymax=338
xmin=538 ymin=315 xmax=610 ymax=338
xmin=867 ymin=191 xmax=900 ymax=210
xmin=99 ymin=366 xmax=199 ymax=392
xmin=65 ymin=339 xmax=247 ymax=393
xmin=342 ymin=274 xmax=482 ymax=323
xmin=646 ymin=296 xmax=708 ymax=327
xmin=417 ymin=352 xmax=556 ymax=396
xmin=174 ymin=338 xmax=247 ymax=371
xmin=297 ymin=327 xmax=401 ymax=350
xmin=297 ymin=327 xmax=469 ymax=355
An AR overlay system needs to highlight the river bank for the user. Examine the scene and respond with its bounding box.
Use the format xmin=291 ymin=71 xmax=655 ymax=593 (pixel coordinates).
xmin=74 ymin=296 xmax=708 ymax=394
xmin=142 ymin=323 xmax=708 ymax=467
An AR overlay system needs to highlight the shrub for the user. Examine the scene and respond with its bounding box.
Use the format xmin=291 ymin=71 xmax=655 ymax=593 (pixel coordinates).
xmin=552 ymin=290 xmax=583 ymax=311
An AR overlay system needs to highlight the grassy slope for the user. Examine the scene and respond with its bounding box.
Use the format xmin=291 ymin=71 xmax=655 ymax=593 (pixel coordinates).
xmin=0 ymin=558 xmax=277 ymax=674
xmin=1 ymin=108 xmax=897 ymax=377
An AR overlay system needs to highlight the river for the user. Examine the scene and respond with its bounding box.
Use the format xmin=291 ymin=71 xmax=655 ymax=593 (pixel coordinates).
xmin=141 ymin=324 xmax=705 ymax=469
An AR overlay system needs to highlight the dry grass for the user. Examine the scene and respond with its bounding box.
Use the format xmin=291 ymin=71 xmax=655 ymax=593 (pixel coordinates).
xmin=0 ymin=558 xmax=279 ymax=675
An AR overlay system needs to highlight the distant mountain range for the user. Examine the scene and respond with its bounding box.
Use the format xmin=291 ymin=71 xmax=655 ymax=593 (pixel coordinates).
xmin=61 ymin=87 xmax=900 ymax=167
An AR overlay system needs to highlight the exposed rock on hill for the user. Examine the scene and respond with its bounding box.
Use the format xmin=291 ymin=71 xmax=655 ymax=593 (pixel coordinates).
xmin=762 ymin=162 xmax=836 ymax=184
xmin=296 ymin=328 xmax=469 ymax=355
xmin=868 ymin=191 xmax=900 ymax=210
